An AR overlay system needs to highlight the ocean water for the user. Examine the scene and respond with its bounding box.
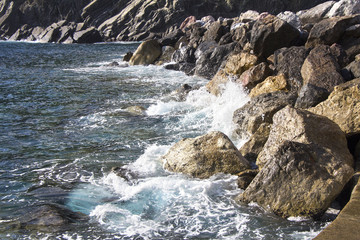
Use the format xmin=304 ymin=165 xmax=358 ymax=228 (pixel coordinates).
xmin=0 ymin=41 xmax=329 ymax=239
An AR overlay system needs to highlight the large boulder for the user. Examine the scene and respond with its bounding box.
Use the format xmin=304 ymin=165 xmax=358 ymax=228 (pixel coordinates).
xmin=274 ymin=46 xmax=308 ymax=93
xmin=202 ymin=20 xmax=230 ymax=43
xmin=309 ymin=78 xmax=360 ymax=136
xmin=250 ymin=14 xmax=300 ymax=58
xmin=238 ymin=62 xmax=272 ymax=90
xmin=73 ymin=26 xmax=102 ymax=43
xmin=297 ymin=1 xmax=335 ymax=25
xmin=239 ymin=106 xmax=354 ymax=219
xmin=194 ymin=42 xmax=236 ymax=79
xmin=305 ymin=16 xmax=353 ymax=49
xmin=249 ymin=74 xmax=289 ymax=98
xmin=129 ymin=40 xmax=162 ymax=65
xmin=162 ymin=131 xmax=251 ymax=179
xmin=233 ymin=91 xmax=297 ymax=140
xmin=295 ymin=84 xmax=329 ymax=108
xmin=326 ymin=0 xmax=360 ymax=17
xmin=224 ymin=51 xmax=259 ymax=75
xmin=301 ymin=44 xmax=344 ymax=93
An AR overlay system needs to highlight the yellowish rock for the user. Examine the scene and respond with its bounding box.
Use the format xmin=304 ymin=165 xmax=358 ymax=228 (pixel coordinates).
xmin=309 ymin=78 xmax=360 ymax=136
xmin=224 ymin=52 xmax=258 ymax=75
xmin=129 ymin=39 xmax=162 ymax=65
xmin=249 ymin=74 xmax=288 ymax=97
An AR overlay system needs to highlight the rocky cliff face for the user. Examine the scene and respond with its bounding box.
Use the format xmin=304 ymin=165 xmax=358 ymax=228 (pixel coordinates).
xmin=0 ymin=0 xmax=333 ymax=42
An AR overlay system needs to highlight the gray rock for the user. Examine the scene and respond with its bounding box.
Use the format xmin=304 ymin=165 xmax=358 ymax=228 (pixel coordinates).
xmin=73 ymin=27 xmax=102 ymax=43
xmin=326 ymin=0 xmax=360 ymax=17
xmin=297 ymin=1 xmax=335 ymax=25
xmin=162 ymin=131 xmax=251 ymax=179
xmin=295 ymin=84 xmax=329 ymax=108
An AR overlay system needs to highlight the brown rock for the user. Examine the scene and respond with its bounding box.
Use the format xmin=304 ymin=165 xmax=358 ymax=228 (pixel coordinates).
xmin=301 ymin=45 xmax=344 ymax=92
xmin=180 ymin=16 xmax=196 ymax=32
xmin=249 ymin=74 xmax=288 ymax=98
xmin=309 ymin=78 xmax=360 ymax=136
xmin=237 ymin=169 xmax=259 ymax=190
xmin=224 ymin=52 xmax=258 ymax=75
xmin=162 ymin=131 xmax=251 ymax=179
xmin=238 ymin=62 xmax=272 ymax=90
xmin=239 ymin=106 xmax=354 ymax=219
xmin=129 ymin=40 xmax=162 ymax=65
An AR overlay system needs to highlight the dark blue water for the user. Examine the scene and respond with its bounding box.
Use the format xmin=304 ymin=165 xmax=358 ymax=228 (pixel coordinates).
xmin=0 ymin=41 xmax=328 ymax=239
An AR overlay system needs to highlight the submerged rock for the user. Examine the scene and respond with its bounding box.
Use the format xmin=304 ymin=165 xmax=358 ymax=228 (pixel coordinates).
xmin=162 ymin=131 xmax=251 ymax=179
xmin=239 ymin=106 xmax=354 ymax=219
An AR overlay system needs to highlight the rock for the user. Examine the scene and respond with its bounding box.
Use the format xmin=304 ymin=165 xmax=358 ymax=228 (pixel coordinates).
xmin=206 ymin=69 xmax=232 ymax=96
xmin=239 ymin=106 xmax=354 ymax=219
xmin=233 ymin=91 xmax=297 ymax=140
xmin=159 ymin=29 xmax=184 ymax=47
xmin=194 ymin=42 xmax=236 ymax=79
xmin=201 ymin=15 xmax=215 ymax=24
xmin=225 ymin=52 xmax=259 ymax=75
xmin=162 ymin=131 xmax=251 ymax=179
xmin=309 ymin=78 xmax=360 ymax=136
xmin=238 ymin=62 xmax=272 ymax=90
xmin=126 ymin=106 xmax=146 ymax=115
xmin=301 ymin=45 xmax=344 ymax=93
xmin=297 ymin=1 xmax=335 ymax=25
xmin=237 ymin=169 xmax=259 ymax=190
xmin=129 ymin=40 xmax=162 ymax=65
xmin=314 ymin=179 xmax=360 ymax=240
xmin=326 ymin=0 xmax=360 ymax=17
xmin=179 ymin=62 xmax=196 ymax=75
xmin=249 ymin=74 xmax=288 ymax=98
xmin=231 ymin=21 xmax=253 ymax=48
xmin=73 ymin=27 xmax=102 ymax=43
xmin=295 ymin=84 xmax=329 ymax=108
xmin=239 ymin=123 xmax=272 ymax=163
xmin=305 ymin=16 xmax=352 ymax=49
xmin=276 ymin=11 xmax=302 ymax=30
xmin=164 ymin=63 xmax=180 ymax=71
xmin=239 ymin=10 xmax=260 ymax=22
xmin=274 ymin=46 xmax=308 ymax=93
xmin=169 ymin=84 xmax=194 ymax=101
xmin=123 ymin=52 xmax=133 ymax=62
xmin=194 ymin=41 xmax=218 ymax=59
xmin=180 ymin=16 xmax=197 ymax=32
xmin=8 ymin=24 xmax=33 ymax=41
xmin=172 ymin=46 xmax=196 ymax=63
xmin=38 ymin=21 xmax=68 ymax=43
xmin=250 ymin=14 xmax=300 ymax=58
xmin=16 ymin=204 xmax=88 ymax=232
xmin=202 ymin=21 xmax=229 ymax=43
xmin=155 ymin=46 xmax=176 ymax=65
xmin=107 ymin=61 xmax=120 ymax=67
xmin=345 ymin=60 xmax=360 ymax=78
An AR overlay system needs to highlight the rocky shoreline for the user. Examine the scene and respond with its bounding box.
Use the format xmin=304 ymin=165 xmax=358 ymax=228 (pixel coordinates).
xmin=2 ymin=0 xmax=360 ymax=237
xmin=122 ymin=0 xmax=360 ymax=235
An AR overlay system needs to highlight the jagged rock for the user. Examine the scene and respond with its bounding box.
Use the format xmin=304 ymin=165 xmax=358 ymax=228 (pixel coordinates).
xmin=202 ymin=21 xmax=229 ymax=43
xmin=277 ymin=11 xmax=301 ymax=30
xmin=186 ymin=23 xmax=207 ymax=49
xmin=330 ymin=43 xmax=350 ymax=68
xmin=225 ymin=51 xmax=259 ymax=75
xmin=309 ymin=78 xmax=360 ymax=136
xmin=233 ymin=91 xmax=297 ymax=140
xmin=194 ymin=42 xmax=236 ymax=79
xmin=123 ymin=52 xmax=133 ymax=62
xmin=206 ymin=69 xmax=232 ymax=96
xmin=249 ymin=74 xmax=288 ymax=98
xmin=172 ymin=46 xmax=196 ymax=63
xmin=155 ymin=46 xmax=176 ymax=65
xmin=237 ymin=169 xmax=259 ymax=190
xmin=129 ymin=39 xmax=162 ymax=65
xmin=169 ymin=84 xmax=194 ymax=101
xmin=274 ymin=46 xmax=308 ymax=93
xmin=73 ymin=26 xmax=102 ymax=43
xmin=231 ymin=21 xmax=254 ymax=48
xmin=194 ymin=41 xmax=218 ymax=59
xmin=297 ymin=1 xmax=335 ymax=25
xmin=345 ymin=60 xmax=360 ymax=78
xmin=301 ymin=45 xmax=344 ymax=93
xmin=239 ymin=10 xmax=260 ymax=22
xmin=179 ymin=62 xmax=195 ymax=75
xmin=305 ymin=16 xmax=353 ymax=49
xmin=162 ymin=131 xmax=251 ymax=179
xmin=239 ymin=106 xmax=354 ymax=219
xmin=239 ymin=123 xmax=272 ymax=163
xmin=238 ymin=62 xmax=272 ymax=90
xmin=158 ymin=29 xmax=184 ymax=47
xmin=295 ymin=84 xmax=329 ymax=108
xmin=180 ymin=16 xmax=196 ymax=32
xmin=250 ymin=14 xmax=300 ymax=58
xmin=38 ymin=20 xmax=68 ymax=43
xmin=326 ymin=0 xmax=360 ymax=17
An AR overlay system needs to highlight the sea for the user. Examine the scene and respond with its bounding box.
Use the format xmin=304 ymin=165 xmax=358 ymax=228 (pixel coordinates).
xmin=0 ymin=41 xmax=329 ymax=239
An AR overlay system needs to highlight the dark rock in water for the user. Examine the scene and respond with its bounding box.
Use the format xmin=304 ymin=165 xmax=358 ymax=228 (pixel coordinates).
xmin=274 ymin=46 xmax=309 ymax=93
xmin=295 ymin=84 xmax=329 ymax=109
xmin=172 ymin=46 xmax=196 ymax=64
xmin=123 ymin=52 xmax=133 ymax=62
xmin=155 ymin=46 xmax=176 ymax=65
xmin=250 ymin=14 xmax=301 ymax=59
xmin=162 ymin=131 xmax=251 ymax=179
xmin=16 ymin=204 xmax=88 ymax=232
xmin=112 ymin=166 xmax=139 ymax=182
xmin=179 ymin=62 xmax=196 ymax=75
xmin=169 ymin=84 xmax=194 ymax=101
xmin=194 ymin=42 xmax=236 ymax=80
xmin=164 ymin=63 xmax=180 ymax=71
xmin=233 ymin=91 xmax=297 ymax=140
xmin=108 ymin=61 xmax=120 ymax=67
xmin=239 ymin=106 xmax=354 ymax=219
xmin=301 ymin=44 xmax=344 ymax=93
xmin=73 ymin=27 xmax=102 ymax=43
